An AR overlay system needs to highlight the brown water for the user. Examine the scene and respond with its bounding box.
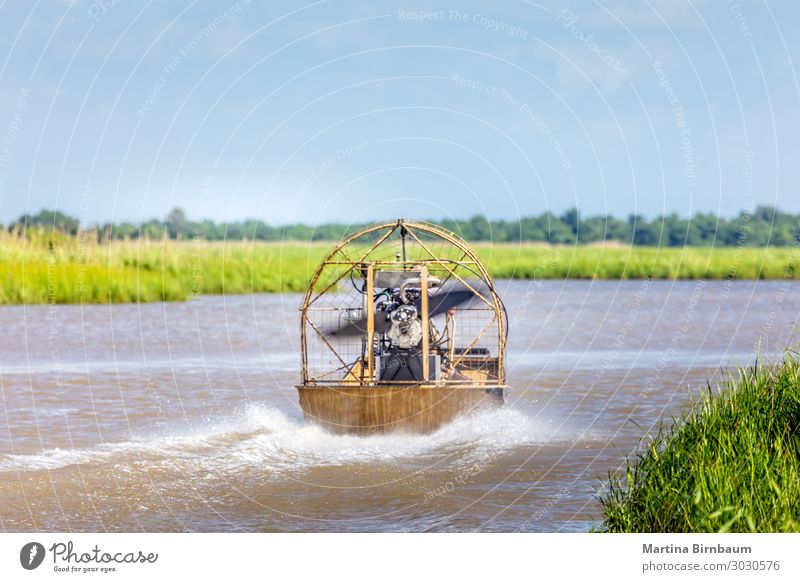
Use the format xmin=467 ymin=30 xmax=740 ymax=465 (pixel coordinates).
xmin=1 ymin=280 xmax=798 ymax=532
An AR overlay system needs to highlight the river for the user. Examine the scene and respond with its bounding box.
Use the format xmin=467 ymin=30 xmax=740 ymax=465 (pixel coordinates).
xmin=1 ymin=280 xmax=797 ymax=531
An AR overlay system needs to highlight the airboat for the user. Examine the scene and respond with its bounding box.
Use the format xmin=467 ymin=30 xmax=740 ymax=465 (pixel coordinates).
xmin=296 ymin=220 xmax=508 ymax=434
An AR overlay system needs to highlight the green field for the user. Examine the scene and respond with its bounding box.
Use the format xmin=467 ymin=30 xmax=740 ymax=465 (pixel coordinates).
xmin=597 ymin=352 xmax=800 ymax=532
xmin=0 ymin=230 xmax=797 ymax=304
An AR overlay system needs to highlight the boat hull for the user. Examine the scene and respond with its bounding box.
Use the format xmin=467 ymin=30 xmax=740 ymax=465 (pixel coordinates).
xmin=296 ymin=384 xmax=506 ymax=435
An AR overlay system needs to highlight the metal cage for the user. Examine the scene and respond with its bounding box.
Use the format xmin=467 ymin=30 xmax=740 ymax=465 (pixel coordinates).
xmin=298 ymin=220 xmax=507 ymax=388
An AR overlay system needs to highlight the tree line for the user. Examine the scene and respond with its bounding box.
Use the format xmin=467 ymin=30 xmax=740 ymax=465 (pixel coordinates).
xmin=7 ymin=206 xmax=800 ymax=246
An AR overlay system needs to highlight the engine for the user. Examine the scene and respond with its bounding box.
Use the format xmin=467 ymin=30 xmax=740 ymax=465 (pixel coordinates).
xmin=386 ymin=304 xmax=422 ymax=349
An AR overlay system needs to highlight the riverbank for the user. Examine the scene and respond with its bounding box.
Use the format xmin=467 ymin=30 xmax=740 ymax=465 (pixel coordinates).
xmin=0 ymin=232 xmax=797 ymax=304
xmin=597 ymin=353 xmax=800 ymax=533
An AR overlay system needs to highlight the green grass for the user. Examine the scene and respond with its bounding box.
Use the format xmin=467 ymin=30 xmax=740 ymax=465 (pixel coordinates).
xmin=0 ymin=231 xmax=330 ymax=304
xmin=0 ymin=229 xmax=797 ymax=304
xmin=478 ymin=244 xmax=798 ymax=280
xmin=597 ymin=353 xmax=800 ymax=533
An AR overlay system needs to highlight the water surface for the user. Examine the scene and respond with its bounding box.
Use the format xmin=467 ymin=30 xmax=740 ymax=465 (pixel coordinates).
xmin=1 ymin=280 xmax=798 ymax=531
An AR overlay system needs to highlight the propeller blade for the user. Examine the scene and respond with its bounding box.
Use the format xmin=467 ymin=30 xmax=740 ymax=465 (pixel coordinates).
xmin=325 ymin=310 xmax=391 ymax=337
xmin=324 ymin=279 xmax=487 ymax=337
xmin=418 ymin=280 xmax=483 ymax=317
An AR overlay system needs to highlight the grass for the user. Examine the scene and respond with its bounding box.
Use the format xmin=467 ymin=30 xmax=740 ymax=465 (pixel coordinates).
xmin=0 ymin=229 xmax=797 ymax=304
xmin=480 ymin=244 xmax=798 ymax=280
xmin=597 ymin=352 xmax=800 ymax=533
xmin=0 ymin=230 xmax=329 ymax=304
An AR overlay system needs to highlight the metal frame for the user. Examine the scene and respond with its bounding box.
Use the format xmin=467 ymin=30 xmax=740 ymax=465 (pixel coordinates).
xmin=299 ymin=220 xmax=507 ymax=387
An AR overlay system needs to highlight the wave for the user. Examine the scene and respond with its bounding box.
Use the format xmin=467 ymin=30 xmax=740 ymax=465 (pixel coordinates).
xmin=0 ymin=403 xmax=571 ymax=475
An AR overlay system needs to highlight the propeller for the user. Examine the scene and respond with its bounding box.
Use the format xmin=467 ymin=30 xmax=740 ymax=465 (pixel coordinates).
xmin=324 ymin=279 xmax=484 ymax=338
xmin=327 ymin=309 xmax=392 ymax=338
xmin=416 ymin=281 xmax=479 ymax=318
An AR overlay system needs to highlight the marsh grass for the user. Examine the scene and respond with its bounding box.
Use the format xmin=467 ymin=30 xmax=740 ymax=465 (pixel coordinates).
xmin=0 ymin=228 xmax=797 ymax=304
xmin=478 ymin=244 xmax=798 ymax=280
xmin=0 ymin=229 xmax=331 ymax=304
xmin=598 ymin=353 xmax=800 ymax=533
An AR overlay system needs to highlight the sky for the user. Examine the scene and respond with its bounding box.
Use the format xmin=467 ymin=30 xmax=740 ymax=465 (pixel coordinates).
xmin=0 ymin=0 xmax=798 ymax=227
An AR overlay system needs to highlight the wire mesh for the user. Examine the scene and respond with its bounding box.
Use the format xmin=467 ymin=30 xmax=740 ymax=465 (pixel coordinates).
xmin=301 ymin=222 xmax=505 ymax=385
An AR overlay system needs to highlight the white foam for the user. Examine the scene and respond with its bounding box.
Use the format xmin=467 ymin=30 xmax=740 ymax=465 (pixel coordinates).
xmin=0 ymin=404 xmax=565 ymax=475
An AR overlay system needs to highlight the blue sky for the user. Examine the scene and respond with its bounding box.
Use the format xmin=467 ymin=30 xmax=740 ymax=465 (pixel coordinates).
xmin=0 ymin=0 xmax=798 ymax=226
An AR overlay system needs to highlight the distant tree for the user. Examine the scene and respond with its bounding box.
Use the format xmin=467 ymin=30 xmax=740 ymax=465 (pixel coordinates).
xmin=9 ymin=205 xmax=800 ymax=246
xmin=468 ymin=215 xmax=492 ymax=240
xmin=15 ymin=209 xmax=80 ymax=235
xmin=561 ymin=208 xmax=580 ymax=235
xmin=605 ymin=215 xmax=632 ymax=242
xmin=166 ymin=208 xmax=188 ymax=238
xmin=544 ymin=212 xmax=575 ymax=244
xmin=517 ymin=216 xmax=547 ymax=242
xmin=632 ymin=221 xmax=659 ymax=245
xmin=578 ymin=215 xmax=608 ymax=242
xmin=754 ymin=205 xmax=777 ymax=223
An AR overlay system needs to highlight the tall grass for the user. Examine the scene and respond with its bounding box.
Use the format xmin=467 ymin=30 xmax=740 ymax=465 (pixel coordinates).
xmin=0 ymin=230 xmax=330 ymax=304
xmin=0 ymin=229 xmax=797 ymax=304
xmin=477 ymin=244 xmax=798 ymax=280
xmin=597 ymin=353 xmax=800 ymax=533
